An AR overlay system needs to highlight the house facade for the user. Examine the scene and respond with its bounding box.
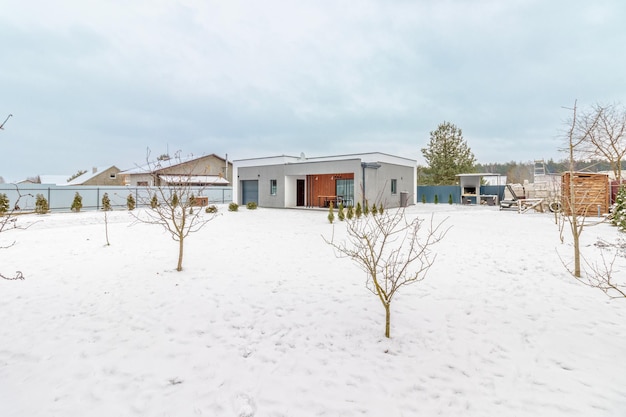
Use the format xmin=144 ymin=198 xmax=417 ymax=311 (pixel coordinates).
xmin=120 ymin=154 xmax=233 ymax=187
xmin=233 ymin=152 xmax=416 ymax=209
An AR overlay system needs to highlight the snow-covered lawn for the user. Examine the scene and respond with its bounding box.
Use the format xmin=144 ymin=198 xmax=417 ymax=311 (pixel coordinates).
xmin=1 ymin=204 xmax=625 ymax=417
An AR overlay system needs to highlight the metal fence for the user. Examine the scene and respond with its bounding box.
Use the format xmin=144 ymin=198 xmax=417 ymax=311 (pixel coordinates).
xmin=0 ymin=184 xmax=233 ymax=212
xmin=417 ymin=185 xmax=505 ymax=204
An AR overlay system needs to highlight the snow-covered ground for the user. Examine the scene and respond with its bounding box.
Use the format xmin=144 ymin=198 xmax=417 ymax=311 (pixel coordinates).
xmin=1 ymin=204 xmax=625 ymax=417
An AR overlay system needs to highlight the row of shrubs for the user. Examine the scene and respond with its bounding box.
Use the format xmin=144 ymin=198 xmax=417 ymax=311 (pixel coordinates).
xmin=421 ymin=194 xmax=454 ymax=204
xmin=327 ymin=200 xmax=384 ymax=223
xmin=226 ymin=201 xmax=258 ymax=212
xmin=0 ymin=192 xmax=260 ymax=215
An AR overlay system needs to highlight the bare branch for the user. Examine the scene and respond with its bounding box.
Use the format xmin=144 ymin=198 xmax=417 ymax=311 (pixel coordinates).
xmin=1 ymin=186 xmax=33 ymax=280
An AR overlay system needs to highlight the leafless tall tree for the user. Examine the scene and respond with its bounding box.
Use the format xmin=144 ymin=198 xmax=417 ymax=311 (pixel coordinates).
xmin=324 ymin=207 xmax=448 ymax=338
xmin=580 ymin=103 xmax=626 ymax=183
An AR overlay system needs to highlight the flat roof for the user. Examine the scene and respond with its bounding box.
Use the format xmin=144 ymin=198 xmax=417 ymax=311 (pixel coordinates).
xmin=233 ymin=152 xmax=416 ymax=168
xmin=456 ymin=173 xmax=503 ymax=177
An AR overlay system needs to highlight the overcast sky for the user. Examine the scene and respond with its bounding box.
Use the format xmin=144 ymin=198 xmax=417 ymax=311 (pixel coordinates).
xmin=2 ymin=0 xmax=625 ymax=181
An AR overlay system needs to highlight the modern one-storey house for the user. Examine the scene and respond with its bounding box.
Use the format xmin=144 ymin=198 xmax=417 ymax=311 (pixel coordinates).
xmin=233 ymin=152 xmax=416 ymax=209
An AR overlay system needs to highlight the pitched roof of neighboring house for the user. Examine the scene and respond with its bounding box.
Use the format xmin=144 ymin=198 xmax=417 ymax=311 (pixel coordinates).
xmin=39 ymin=175 xmax=72 ymax=185
xmin=159 ymin=175 xmax=230 ymax=185
xmin=65 ymin=166 xmax=118 ymax=185
xmin=119 ymin=154 xmax=231 ymax=175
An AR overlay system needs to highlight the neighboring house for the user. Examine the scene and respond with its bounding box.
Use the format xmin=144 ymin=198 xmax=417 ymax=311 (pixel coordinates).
xmin=64 ymin=166 xmax=124 ymax=186
xmin=119 ymin=154 xmax=232 ymax=187
xmin=34 ymin=175 xmax=70 ymax=185
xmin=233 ymin=152 xmax=417 ymax=209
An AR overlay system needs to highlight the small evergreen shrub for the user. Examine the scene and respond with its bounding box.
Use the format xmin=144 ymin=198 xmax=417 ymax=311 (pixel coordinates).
xmin=150 ymin=194 xmax=159 ymax=209
xmin=71 ymin=192 xmax=83 ymax=212
xmin=448 ymin=194 xmax=453 ymax=205
xmin=612 ymin=185 xmax=626 ymax=232
xmin=327 ymin=201 xmax=335 ymax=224
xmin=337 ymin=202 xmax=345 ymax=221
xmin=434 ymin=194 xmax=439 ymax=204
xmin=371 ymin=203 xmax=378 ymax=216
xmin=127 ymin=193 xmax=136 ymax=211
xmin=364 ymin=200 xmax=370 ymax=216
xmin=205 ymin=205 xmax=218 ymax=213
xmin=379 ymin=204 xmax=384 ymax=215
xmin=171 ymin=192 xmax=179 ymax=207
xmin=102 ymin=193 xmax=112 ymax=211
xmin=228 ymin=202 xmax=239 ymax=212
xmin=35 ymin=194 xmax=49 ymax=214
xmin=0 ymin=193 xmax=9 ymax=215
xmin=346 ymin=205 xmax=354 ymax=220
xmin=422 ymin=194 xmax=426 ymax=204
xmin=189 ymin=193 xmax=196 ymax=207
xmin=246 ymin=201 xmax=258 ymax=210
xmin=355 ymin=202 xmax=362 ymax=218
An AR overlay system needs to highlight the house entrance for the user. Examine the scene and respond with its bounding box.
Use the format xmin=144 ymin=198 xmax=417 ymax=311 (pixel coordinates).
xmin=297 ymin=179 xmax=305 ymax=206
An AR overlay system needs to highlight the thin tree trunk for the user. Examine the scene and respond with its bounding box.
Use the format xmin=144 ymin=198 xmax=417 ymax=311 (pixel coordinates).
xmin=177 ymin=236 xmax=184 ymax=271
xmin=384 ymin=303 xmax=391 ymax=338
xmin=573 ymin=232 xmax=581 ymax=277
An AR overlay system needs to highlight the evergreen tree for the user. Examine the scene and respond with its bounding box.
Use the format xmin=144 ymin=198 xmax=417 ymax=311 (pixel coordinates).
xmin=422 ymin=194 xmax=427 ymax=204
xmin=355 ymin=202 xmax=362 ymax=218
xmin=127 ymin=193 xmax=136 ymax=211
xmin=371 ymin=203 xmax=378 ymax=216
xmin=102 ymin=193 xmax=112 ymax=211
xmin=35 ymin=194 xmax=49 ymax=214
xmin=0 ymin=193 xmax=9 ymax=214
xmin=448 ymin=194 xmax=453 ymax=204
xmin=327 ymin=201 xmax=335 ymax=224
xmin=150 ymin=194 xmax=158 ymax=209
xmin=421 ymin=121 xmax=476 ymax=185
xmin=337 ymin=202 xmax=345 ymax=221
xmin=379 ymin=204 xmax=384 ymax=215
xmin=71 ymin=192 xmax=83 ymax=212
xmin=364 ymin=200 xmax=370 ymax=216
xmin=434 ymin=194 xmax=439 ymax=204
xmin=171 ymin=192 xmax=179 ymax=207
xmin=346 ymin=205 xmax=354 ymax=220
xmin=612 ymin=186 xmax=626 ymax=232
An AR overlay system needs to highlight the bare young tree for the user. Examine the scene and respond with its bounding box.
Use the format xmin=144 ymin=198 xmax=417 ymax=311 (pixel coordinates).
xmin=559 ymin=100 xmax=602 ymax=277
xmin=324 ymin=207 xmax=448 ymax=338
xmin=580 ymin=103 xmax=626 ymax=184
xmin=102 ymin=192 xmax=112 ymax=246
xmin=134 ymin=150 xmax=218 ymax=272
xmin=0 ymin=187 xmax=30 ymax=280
